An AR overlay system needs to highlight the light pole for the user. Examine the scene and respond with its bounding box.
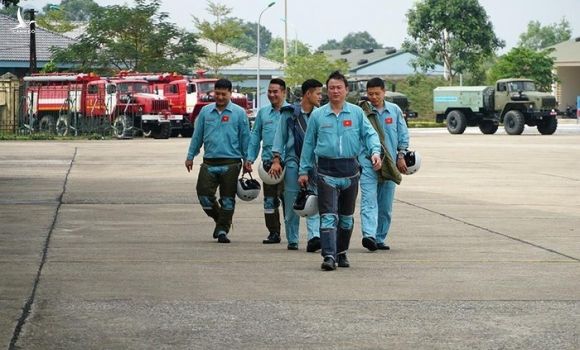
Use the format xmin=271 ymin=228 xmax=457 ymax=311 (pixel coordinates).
xmin=257 ymin=1 xmax=276 ymax=109
xmin=281 ymin=18 xmax=298 ymax=56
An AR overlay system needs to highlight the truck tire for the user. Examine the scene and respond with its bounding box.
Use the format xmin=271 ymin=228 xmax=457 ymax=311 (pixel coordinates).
xmin=113 ymin=115 xmax=132 ymax=139
xmin=56 ymin=116 xmax=70 ymax=136
xmin=39 ymin=115 xmax=55 ymax=134
xmin=478 ymin=120 xmax=498 ymax=134
xmin=504 ymin=110 xmax=525 ymax=135
xmin=537 ymin=117 xmax=557 ymax=135
xmin=170 ymin=128 xmax=180 ymax=137
xmin=151 ymin=123 xmax=171 ymax=139
xmin=180 ymin=127 xmax=193 ymax=138
xmin=446 ymin=110 xmax=467 ymax=134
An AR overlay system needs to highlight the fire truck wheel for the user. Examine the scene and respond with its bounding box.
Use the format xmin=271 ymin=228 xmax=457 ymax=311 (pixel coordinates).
xmin=113 ymin=116 xmax=130 ymax=139
xmin=39 ymin=115 xmax=56 ymax=134
xmin=180 ymin=127 xmax=193 ymax=138
xmin=151 ymin=123 xmax=171 ymax=139
xmin=142 ymin=125 xmax=152 ymax=137
xmin=56 ymin=116 xmax=70 ymax=136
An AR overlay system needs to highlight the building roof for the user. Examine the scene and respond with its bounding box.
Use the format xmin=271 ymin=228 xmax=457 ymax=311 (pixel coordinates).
xmin=323 ymin=47 xmax=399 ymax=70
xmin=197 ymin=38 xmax=283 ymax=75
xmin=0 ymin=14 xmax=77 ymax=63
xmin=549 ymin=39 xmax=580 ymax=66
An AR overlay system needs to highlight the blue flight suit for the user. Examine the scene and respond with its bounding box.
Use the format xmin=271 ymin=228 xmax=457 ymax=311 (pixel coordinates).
xmin=359 ymin=101 xmax=409 ymax=245
xmin=272 ymin=104 xmax=320 ymax=246
xmin=247 ymin=102 xmax=290 ymax=235
xmin=187 ymin=101 xmax=250 ymax=237
xmin=299 ymin=102 xmax=381 ymax=261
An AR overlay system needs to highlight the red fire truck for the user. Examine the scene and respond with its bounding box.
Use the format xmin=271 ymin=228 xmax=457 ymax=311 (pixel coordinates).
xmin=24 ymin=73 xmax=173 ymax=139
xmin=116 ymin=72 xmax=252 ymax=137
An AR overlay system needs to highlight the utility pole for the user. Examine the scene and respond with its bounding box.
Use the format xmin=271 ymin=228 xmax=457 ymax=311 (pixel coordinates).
xmin=26 ymin=9 xmax=37 ymax=74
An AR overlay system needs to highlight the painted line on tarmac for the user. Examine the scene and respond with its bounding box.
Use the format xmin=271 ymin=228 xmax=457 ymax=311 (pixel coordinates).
xmin=9 ymin=148 xmax=78 ymax=350
xmin=396 ymin=199 xmax=580 ymax=263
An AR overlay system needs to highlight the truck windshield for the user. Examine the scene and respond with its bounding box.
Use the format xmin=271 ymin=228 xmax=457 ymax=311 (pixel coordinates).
xmin=117 ymin=82 xmax=150 ymax=94
xmin=508 ymin=81 xmax=536 ymax=92
xmin=198 ymin=82 xmax=214 ymax=94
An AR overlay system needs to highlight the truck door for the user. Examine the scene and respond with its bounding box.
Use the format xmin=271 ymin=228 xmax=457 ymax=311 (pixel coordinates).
xmin=105 ymin=83 xmax=117 ymax=116
xmin=186 ymin=83 xmax=197 ymax=114
xmin=495 ymin=82 xmax=509 ymax=111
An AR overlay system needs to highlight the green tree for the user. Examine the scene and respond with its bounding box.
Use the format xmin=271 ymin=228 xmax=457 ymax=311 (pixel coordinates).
xmin=393 ymin=74 xmax=448 ymax=119
xmin=341 ymin=32 xmax=382 ymax=49
xmin=404 ymin=0 xmax=504 ymax=81
xmin=42 ymin=0 xmax=99 ymax=21
xmin=224 ymin=17 xmax=272 ymax=55
xmin=1 ymin=0 xmax=19 ymax=7
xmin=193 ymin=0 xmax=246 ymax=76
xmin=266 ymin=37 xmax=310 ymax=63
xmin=317 ymin=32 xmax=381 ymax=51
xmin=0 ymin=3 xmax=17 ymax=17
xmin=51 ymin=0 xmax=204 ymax=74
xmin=487 ymin=47 xmax=556 ymax=91
xmin=37 ymin=7 xmax=78 ymax=33
xmin=518 ymin=18 xmax=571 ymax=50
xmin=284 ymin=53 xmax=349 ymax=87
xmin=317 ymin=39 xmax=341 ymax=50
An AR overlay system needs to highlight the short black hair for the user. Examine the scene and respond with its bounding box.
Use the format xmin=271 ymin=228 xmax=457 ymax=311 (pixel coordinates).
xmin=326 ymin=71 xmax=348 ymax=88
xmin=366 ymin=77 xmax=385 ymax=90
xmin=269 ymin=78 xmax=286 ymax=90
xmin=301 ymin=79 xmax=323 ymax=95
xmin=214 ymin=78 xmax=232 ymax=91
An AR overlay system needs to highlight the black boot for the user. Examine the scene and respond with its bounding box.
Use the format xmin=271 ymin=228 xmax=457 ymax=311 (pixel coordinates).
xmin=262 ymin=232 xmax=281 ymax=244
xmin=337 ymin=253 xmax=350 ymax=268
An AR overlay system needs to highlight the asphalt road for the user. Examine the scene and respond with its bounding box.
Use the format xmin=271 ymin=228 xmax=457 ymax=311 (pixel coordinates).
xmin=1 ymin=122 xmax=579 ymax=349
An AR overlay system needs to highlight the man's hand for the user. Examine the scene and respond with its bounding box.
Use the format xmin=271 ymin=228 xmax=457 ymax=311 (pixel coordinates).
xmin=298 ymin=175 xmax=309 ymax=188
xmin=371 ymin=153 xmax=382 ymax=171
xmin=243 ymin=161 xmax=253 ymax=174
xmin=185 ymin=159 xmax=193 ymax=173
xmin=397 ymin=158 xmax=407 ymax=174
xmin=270 ymin=157 xmax=283 ymax=178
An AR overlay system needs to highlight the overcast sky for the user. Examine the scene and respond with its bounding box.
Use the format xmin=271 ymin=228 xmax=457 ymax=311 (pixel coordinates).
xmin=22 ymin=0 xmax=580 ymax=52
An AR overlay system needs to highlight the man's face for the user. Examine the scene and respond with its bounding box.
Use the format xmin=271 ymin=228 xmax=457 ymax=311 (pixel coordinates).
xmin=214 ymin=88 xmax=231 ymax=108
xmin=367 ymin=86 xmax=385 ymax=108
xmin=267 ymin=83 xmax=286 ymax=107
xmin=327 ymin=79 xmax=347 ymax=104
xmin=304 ymin=87 xmax=322 ymax=107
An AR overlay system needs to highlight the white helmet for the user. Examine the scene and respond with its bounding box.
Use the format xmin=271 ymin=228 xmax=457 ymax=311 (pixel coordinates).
xmin=293 ymin=188 xmax=318 ymax=217
xmin=258 ymin=160 xmax=285 ymax=185
xmin=236 ymin=173 xmax=261 ymax=201
xmin=403 ymin=150 xmax=421 ymax=175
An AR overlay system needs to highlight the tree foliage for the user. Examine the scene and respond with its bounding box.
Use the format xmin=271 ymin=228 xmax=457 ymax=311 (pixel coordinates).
xmin=42 ymin=0 xmax=99 ymax=21
xmin=487 ymin=47 xmax=557 ymax=91
xmin=284 ymin=53 xmax=349 ymax=87
xmin=224 ymin=17 xmax=272 ymax=55
xmin=266 ymin=37 xmax=311 ymax=63
xmin=193 ymin=0 xmax=246 ymax=76
xmin=518 ymin=18 xmax=571 ymax=51
xmin=404 ymin=0 xmax=504 ymax=81
xmin=51 ymin=0 xmax=204 ymax=74
xmin=37 ymin=8 xmax=78 ymax=33
xmin=318 ymin=32 xmax=381 ymax=50
xmin=1 ymin=0 xmax=19 ymax=7
xmin=392 ymin=74 xmax=448 ymax=119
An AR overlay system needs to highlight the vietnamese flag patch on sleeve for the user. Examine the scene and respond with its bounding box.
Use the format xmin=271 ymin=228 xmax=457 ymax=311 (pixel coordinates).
xmin=221 ymin=115 xmax=229 ymax=122
xmin=385 ymin=117 xmax=393 ymax=124
xmin=343 ymin=120 xmax=352 ymax=127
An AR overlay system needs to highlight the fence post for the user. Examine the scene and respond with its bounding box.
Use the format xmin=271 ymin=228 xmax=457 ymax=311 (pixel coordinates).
xmin=0 ymin=73 xmax=20 ymax=133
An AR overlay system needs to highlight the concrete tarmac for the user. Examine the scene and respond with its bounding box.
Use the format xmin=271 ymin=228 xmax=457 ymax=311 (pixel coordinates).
xmin=1 ymin=122 xmax=579 ymax=349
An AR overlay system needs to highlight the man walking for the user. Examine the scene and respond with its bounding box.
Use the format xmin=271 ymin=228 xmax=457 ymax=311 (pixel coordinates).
xmin=359 ymin=78 xmax=409 ymax=251
xmin=299 ymin=71 xmax=382 ymax=270
xmin=245 ymin=78 xmax=289 ymax=244
xmin=271 ymin=79 xmax=323 ymax=251
xmin=185 ymin=78 xmax=251 ymax=243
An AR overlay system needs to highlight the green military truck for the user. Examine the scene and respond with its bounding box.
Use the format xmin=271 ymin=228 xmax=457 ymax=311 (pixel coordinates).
xmin=347 ymin=79 xmax=417 ymax=123
xmin=434 ymin=78 xmax=558 ymax=135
